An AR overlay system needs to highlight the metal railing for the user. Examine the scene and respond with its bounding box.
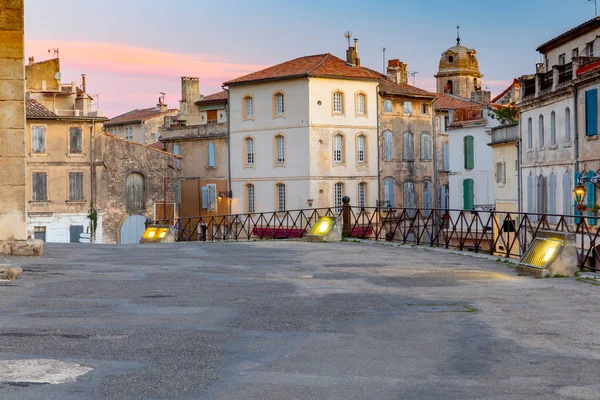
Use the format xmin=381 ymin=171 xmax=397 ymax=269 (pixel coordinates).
xmin=557 ymin=62 xmax=573 ymax=84
xmin=156 ymin=206 xmax=600 ymax=272
xmin=540 ymin=71 xmax=554 ymax=91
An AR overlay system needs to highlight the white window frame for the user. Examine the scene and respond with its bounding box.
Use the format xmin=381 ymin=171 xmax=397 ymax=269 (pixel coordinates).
xmin=357 ymin=135 xmax=365 ymax=163
xmin=276 ymin=135 xmax=285 ymax=164
xmin=356 ymin=93 xmax=365 ymax=115
xmin=333 ymin=134 xmax=343 ymax=163
xmin=276 ymin=183 xmax=286 ymax=212
xmin=247 ymin=184 xmax=255 ymax=213
xmin=358 ymin=182 xmax=366 ymax=208
xmin=333 ymin=92 xmax=343 ymax=114
xmin=335 ymin=182 xmax=344 ymax=212
xmin=202 ymin=184 xmax=217 ymax=211
xmin=276 ymin=93 xmax=285 ymax=115
xmin=245 ymin=137 xmax=254 ymax=166
xmin=245 ymin=96 xmax=253 ymax=119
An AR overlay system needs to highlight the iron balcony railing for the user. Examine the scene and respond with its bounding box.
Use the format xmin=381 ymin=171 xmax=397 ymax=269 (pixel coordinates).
xmin=523 ymin=78 xmax=536 ymax=98
xmin=156 ymin=207 xmax=600 ymax=273
xmin=540 ymin=71 xmax=554 ymax=91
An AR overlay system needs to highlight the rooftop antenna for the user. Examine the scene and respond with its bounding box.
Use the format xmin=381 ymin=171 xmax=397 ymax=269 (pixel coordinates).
xmin=456 ymin=25 xmax=461 ymax=45
xmin=409 ymin=71 xmax=419 ymax=86
xmin=344 ymin=31 xmax=352 ymax=47
xmin=589 ymin=0 xmax=598 ymax=16
xmin=382 ymin=47 xmax=387 ymax=74
xmin=47 ymin=48 xmax=59 ymax=58
xmin=159 ymin=92 xmax=166 ymax=105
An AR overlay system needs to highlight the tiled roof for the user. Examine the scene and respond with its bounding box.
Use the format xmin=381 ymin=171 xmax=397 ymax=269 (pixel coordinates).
xmin=224 ymin=53 xmax=382 ymax=86
xmin=537 ymin=17 xmax=600 ymax=53
xmin=435 ymin=93 xmax=480 ymax=110
xmin=577 ymin=59 xmax=600 ymax=76
xmin=147 ymin=141 xmax=164 ymax=150
xmin=26 ymin=98 xmax=58 ymax=118
xmin=379 ymin=79 xmax=436 ymax=98
xmin=491 ymin=79 xmax=518 ymax=104
xmin=104 ymin=107 xmax=178 ymax=126
xmin=196 ymin=91 xmax=228 ymax=104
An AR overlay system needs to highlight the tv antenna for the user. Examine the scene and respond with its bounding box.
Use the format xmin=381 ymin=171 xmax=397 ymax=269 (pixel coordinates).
xmin=382 ymin=47 xmax=387 ymax=74
xmin=159 ymin=92 xmax=166 ymax=105
xmin=589 ymin=0 xmax=598 ymax=16
xmin=409 ymin=71 xmax=419 ymax=86
xmin=48 ymin=48 xmax=59 ymax=58
xmin=344 ymin=31 xmax=352 ymax=47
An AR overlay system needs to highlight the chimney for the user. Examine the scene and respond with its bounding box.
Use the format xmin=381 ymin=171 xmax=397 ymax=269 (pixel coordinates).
xmin=346 ymin=38 xmax=360 ymax=67
xmin=387 ymin=59 xmax=408 ymax=85
xmin=28 ymin=56 xmax=34 ymax=65
xmin=180 ymin=77 xmax=201 ymax=114
xmin=81 ymin=74 xmax=86 ymax=93
xmin=71 ymin=81 xmax=76 ymax=93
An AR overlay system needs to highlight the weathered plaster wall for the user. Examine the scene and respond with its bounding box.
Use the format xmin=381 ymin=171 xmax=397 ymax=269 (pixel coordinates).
xmin=25 ymin=58 xmax=60 ymax=92
xmin=0 ymin=0 xmax=27 ymax=240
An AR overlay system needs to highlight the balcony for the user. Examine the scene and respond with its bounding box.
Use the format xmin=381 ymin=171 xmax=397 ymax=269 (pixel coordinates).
xmin=522 ymin=77 xmax=536 ymax=98
xmin=557 ymin=62 xmax=573 ymax=84
xmin=491 ymin=124 xmax=519 ymax=145
xmin=540 ymin=71 xmax=554 ymax=92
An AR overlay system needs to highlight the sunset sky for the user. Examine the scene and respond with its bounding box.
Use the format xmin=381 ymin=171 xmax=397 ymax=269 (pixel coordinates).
xmin=25 ymin=0 xmax=598 ymax=118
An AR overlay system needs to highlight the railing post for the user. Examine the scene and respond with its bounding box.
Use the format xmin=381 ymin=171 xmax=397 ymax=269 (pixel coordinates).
xmin=342 ymin=196 xmax=351 ymax=238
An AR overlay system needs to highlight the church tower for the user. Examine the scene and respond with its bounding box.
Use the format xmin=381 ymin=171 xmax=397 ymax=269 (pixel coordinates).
xmin=435 ymin=28 xmax=483 ymax=99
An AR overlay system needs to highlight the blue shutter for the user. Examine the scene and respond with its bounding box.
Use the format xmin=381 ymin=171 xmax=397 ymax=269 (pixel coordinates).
xmin=575 ymin=171 xmax=581 ymax=223
xmin=202 ymin=186 xmax=209 ymax=209
xmin=208 ymin=143 xmax=215 ymax=167
xmin=549 ymin=173 xmax=557 ymax=223
xmin=586 ymin=89 xmax=598 ymax=136
xmin=588 ymin=170 xmax=597 ymax=226
xmin=173 ymin=144 xmax=180 ymax=169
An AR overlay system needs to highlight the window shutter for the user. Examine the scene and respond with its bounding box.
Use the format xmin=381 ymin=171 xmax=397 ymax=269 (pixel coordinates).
xmin=33 ymin=172 xmax=47 ymax=201
xmin=208 ymin=143 xmax=215 ymax=167
xmin=586 ymin=89 xmax=598 ymax=136
xmin=464 ymin=136 xmax=474 ymax=169
xmin=549 ymin=173 xmax=557 ymax=222
xmin=463 ymin=179 xmax=474 ymax=211
xmin=208 ymin=185 xmax=216 ymax=210
xmin=69 ymin=127 xmax=83 ymax=153
xmin=588 ymin=170 xmax=597 ymax=225
xmin=69 ymin=172 xmax=83 ymax=202
xmin=202 ymin=186 xmax=209 ymax=209
xmin=501 ymin=162 xmax=506 ymax=183
xmin=33 ymin=127 xmax=46 ymax=153
xmin=443 ymin=143 xmax=449 ymax=171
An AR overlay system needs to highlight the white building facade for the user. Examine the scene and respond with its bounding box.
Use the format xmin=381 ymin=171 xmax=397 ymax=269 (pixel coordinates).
xmin=225 ymin=50 xmax=380 ymax=213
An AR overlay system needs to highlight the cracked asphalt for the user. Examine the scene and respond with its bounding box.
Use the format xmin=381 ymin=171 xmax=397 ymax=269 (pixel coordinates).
xmin=1 ymin=241 xmax=600 ymax=399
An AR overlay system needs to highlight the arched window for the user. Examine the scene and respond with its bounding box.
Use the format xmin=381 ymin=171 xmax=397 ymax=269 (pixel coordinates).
xmin=527 ymin=118 xmax=533 ymax=149
xmin=537 ymin=174 xmax=547 ymax=214
xmin=422 ymin=180 xmax=433 ymax=216
xmin=333 ymin=91 xmax=343 ymax=113
xmin=549 ymin=172 xmax=557 ymax=222
xmin=356 ymin=134 xmax=366 ymax=163
xmin=245 ymin=137 xmax=254 ymax=166
xmin=403 ymin=131 xmax=414 ymax=161
xmin=445 ymin=80 xmax=453 ymax=95
xmin=243 ymin=96 xmax=253 ymax=119
xmin=527 ymin=174 xmax=534 ymax=214
xmin=383 ymin=99 xmax=393 ymax=113
xmin=550 ymin=111 xmax=556 ymax=145
xmin=539 ymin=115 xmax=545 ymax=149
xmin=383 ymin=177 xmax=395 ymax=207
xmin=126 ymin=172 xmax=145 ymax=212
xmin=275 ymin=134 xmax=285 ymax=164
xmin=246 ymin=184 xmax=255 ymax=213
xmin=334 ymin=182 xmax=344 ymax=212
xmin=421 ymin=133 xmax=431 ymax=160
xmin=562 ymin=171 xmax=572 ymax=220
xmin=565 ymin=107 xmax=571 ymax=142
xmin=358 ymin=182 xmax=366 ymax=208
xmin=333 ymin=134 xmax=344 ymax=163
xmin=274 ymin=92 xmax=285 ymax=115
xmin=276 ymin=183 xmax=286 ymax=212
xmin=383 ymin=131 xmax=393 ymax=161
xmin=404 ymin=181 xmax=416 ymax=216
xmin=356 ymin=93 xmax=366 ymax=115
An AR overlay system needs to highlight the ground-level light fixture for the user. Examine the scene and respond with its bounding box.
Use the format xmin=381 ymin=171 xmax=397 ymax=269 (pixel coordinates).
xmin=307 ymin=216 xmax=341 ymax=242
xmin=141 ymin=225 xmax=174 ymax=243
xmin=574 ymin=184 xmax=586 ymax=207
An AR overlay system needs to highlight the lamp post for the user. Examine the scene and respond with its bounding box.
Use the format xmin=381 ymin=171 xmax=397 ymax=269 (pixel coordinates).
xmin=574 ymin=184 xmax=586 ymax=207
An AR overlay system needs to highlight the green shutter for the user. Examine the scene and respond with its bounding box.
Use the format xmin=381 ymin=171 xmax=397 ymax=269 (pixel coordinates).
xmin=463 ymin=179 xmax=474 ymax=211
xmin=464 ymin=136 xmax=474 ymax=169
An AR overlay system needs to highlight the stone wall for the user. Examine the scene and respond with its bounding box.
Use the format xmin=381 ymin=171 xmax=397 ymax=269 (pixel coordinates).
xmin=0 ymin=0 xmax=26 ymax=240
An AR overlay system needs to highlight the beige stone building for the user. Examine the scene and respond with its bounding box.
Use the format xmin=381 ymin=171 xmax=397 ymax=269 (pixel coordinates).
xmin=435 ymin=35 xmax=484 ymax=100
xmin=0 ymin=0 xmax=27 ymax=240
xmin=104 ymin=102 xmax=178 ymax=145
xmin=489 ymin=123 xmax=519 ymax=213
xmin=160 ymin=77 xmax=230 ymax=218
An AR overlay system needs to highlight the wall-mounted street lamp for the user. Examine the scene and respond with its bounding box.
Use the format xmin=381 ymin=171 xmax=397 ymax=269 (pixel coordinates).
xmin=307 ymin=199 xmax=314 ymax=209
xmin=217 ymin=191 xmax=233 ymax=202
xmin=573 ymin=184 xmax=586 ymax=207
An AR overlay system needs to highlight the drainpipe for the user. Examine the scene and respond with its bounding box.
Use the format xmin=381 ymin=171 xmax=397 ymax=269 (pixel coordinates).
xmin=517 ymin=139 xmax=521 ymax=215
xmin=573 ymin=85 xmax=580 ymax=179
xmin=222 ymin=85 xmax=232 ymax=215
xmin=432 ymin=98 xmax=439 ymax=246
xmin=376 ymin=83 xmax=381 ymax=207
xmin=90 ymin=120 xmax=95 ymax=243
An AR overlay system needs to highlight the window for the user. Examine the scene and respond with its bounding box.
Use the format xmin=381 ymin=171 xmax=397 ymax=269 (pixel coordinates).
xmin=126 ymin=172 xmax=145 ymax=212
xmin=202 ymin=184 xmax=217 ymax=211
xmin=208 ymin=142 xmax=215 ymax=167
xmin=245 ymin=137 xmax=254 ymax=165
xmin=573 ymin=48 xmax=579 ymax=58
xmin=244 ymin=96 xmax=253 ymax=119
xmin=537 ymin=174 xmax=548 ymax=214
xmin=563 ymin=171 xmax=572 ymax=218
xmin=333 ymin=134 xmax=344 ymax=163
xmin=495 ymin=162 xmax=506 ymax=184
xmin=125 ymin=127 xmax=133 ymax=141
xmin=383 ymin=99 xmax=393 ymax=113
xmin=358 ymin=182 xmax=366 ymax=208
xmin=32 ymin=126 xmax=46 ymax=153
xmin=549 ymin=172 xmax=557 ymax=223
xmin=527 ymin=174 xmax=534 ymax=214
xmin=463 ymin=179 xmax=474 ymax=211
xmin=246 ymin=184 xmax=255 ymax=213
xmin=173 ymin=144 xmax=181 ymax=169
xmin=356 ymin=93 xmax=366 ymax=115
xmin=422 ymin=181 xmax=432 ymax=216
xmin=69 ymin=172 xmax=84 ymax=202
xmin=565 ymin=107 xmax=571 ymax=142
xmin=333 ymin=92 xmax=343 ymax=113
xmin=335 ymin=183 xmax=344 ymax=212
xmin=33 ymin=226 xmax=46 ymax=242
xmin=275 ymin=135 xmax=285 ymax=164
xmin=383 ymin=177 xmax=395 ymax=207
xmin=586 ymin=89 xmax=598 ymax=136
xmin=404 ymin=181 xmax=415 ymax=213
xmin=207 ymin=110 xmax=218 ymax=123
xmin=403 ymin=101 xmax=412 ymax=115
xmin=32 ymin=172 xmax=47 ymax=201
xmin=275 ymin=92 xmax=285 ymax=116
xmin=464 ymin=135 xmax=474 ymax=169
xmin=538 ymin=115 xmax=545 ymax=148
xmin=550 ymin=111 xmax=556 ymax=145
xmin=440 ymin=116 xmax=447 ymax=133
xmin=558 ymin=54 xmax=566 ymax=65
xmin=586 ymin=41 xmax=595 ymax=57
xmin=527 ymin=118 xmax=533 ymax=149
xmin=421 ymin=104 xmax=429 ymax=114
xmin=421 ymin=133 xmax=431 ymax=160
xmin=69 ymin=127 xmax=83 ymax=154
xmin=356 ymin=135 xmax=366 ymax=163
xmin=383 ymin=131 xmax=393 ymax=161
xmin=403 ymin=131 xmax=414 ymax=161
xmin=276 ymin=183 xmax=286 ymax=212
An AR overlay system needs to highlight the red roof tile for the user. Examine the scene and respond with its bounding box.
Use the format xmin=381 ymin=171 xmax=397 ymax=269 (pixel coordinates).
xmin=379 ymin=79 xmax=436 ymax=98
xmin=26 ymin=98 xmax=58 ymax=118
xmin=224 ymin=54 xmax=382 ymax=86
xmin=491 ymin=79 xmax=518 ymax=104
xmin=104 ymin=107 xmax=178 ymax=126
xmin=196 ymin=91 xmax=228 ymax=104
xmin=434 ymin=93 xmax=480 ymax=110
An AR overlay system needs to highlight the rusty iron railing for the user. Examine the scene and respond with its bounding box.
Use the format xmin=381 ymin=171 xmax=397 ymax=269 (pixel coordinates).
xmin=157 ymin=206 xmax=600 ymax=272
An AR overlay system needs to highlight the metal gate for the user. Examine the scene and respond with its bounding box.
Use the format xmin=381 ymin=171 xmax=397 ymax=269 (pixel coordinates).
xmin=120 ymin=215 xmax=146 ymax=244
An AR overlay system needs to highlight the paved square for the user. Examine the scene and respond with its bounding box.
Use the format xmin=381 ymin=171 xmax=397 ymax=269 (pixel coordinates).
xmin=1 ymin=241 xmax=600 ymax=399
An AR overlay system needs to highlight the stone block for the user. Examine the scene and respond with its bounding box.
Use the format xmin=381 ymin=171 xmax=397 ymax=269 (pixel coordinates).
xmin=0 ymin=266 xmax=22 ymax=280
xmin=0 ymin=184 xmax=26 ymax=210
xmin=0 ymin=59 xmax=23 ymax=80
xmin=0 ymin=0 xmax=24 ymax=9
xmin=9 ymin=239 xmax=44 ymax=256
xmin=0 ymin=30 xmax=23 ymax=59
xmin=0 ymin=7 xmax=23 ymax=30
xmin=0 ymin=160 xmax=25 ymax=185
xmin=0 ymin=128 xmax=25 ymax=157
xmin=0 ymin=78 xmax=24 ymax=100
xmin=0 ymin=241 xmax=10 ymax=255
xmin=0 ymin=99 xmax=24 ymax=128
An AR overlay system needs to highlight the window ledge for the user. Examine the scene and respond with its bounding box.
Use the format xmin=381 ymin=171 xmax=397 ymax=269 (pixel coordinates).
xmin=66 ymin=201 xmax=87 ymax=205
xmin=527 ymin=148 xmax=534 ymax=153
xmin=548 ymin=144 xmax=558 ymax=150
xmin=586 ymin=134 xmax=598 ymax=141
xmin=273 ymin=163 xmax=286 ymax=168
xmin=538 ymin=147 xmax=545 ymax=151
xmin=244 ymin=165 xmax=256 ymax=169
xmin=420 ymin=158 xmax=432 ymax=162
xmin=273 ymin=115 xmax=286 ymax=120
xmin=29 ymin=200 xmax=50 ymax=204
xmin=67 ymin=153 xmax=86 ymax=157
xmin=206 ymin=166 xmax=217 ymax=170
xmin=242 ymin=118 xmax=254 ymax=122
xmin=333 ymin=162 xmax=347 ymax=167
xmin=563 ymin=142 xmax=573 ymax=148
xmin=30 ymin=152 xmax=48 ymax=157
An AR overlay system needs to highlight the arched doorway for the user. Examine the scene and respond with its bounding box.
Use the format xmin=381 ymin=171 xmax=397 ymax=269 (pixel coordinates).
xmin=120 ymin=215 xmax=146 ymax=244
